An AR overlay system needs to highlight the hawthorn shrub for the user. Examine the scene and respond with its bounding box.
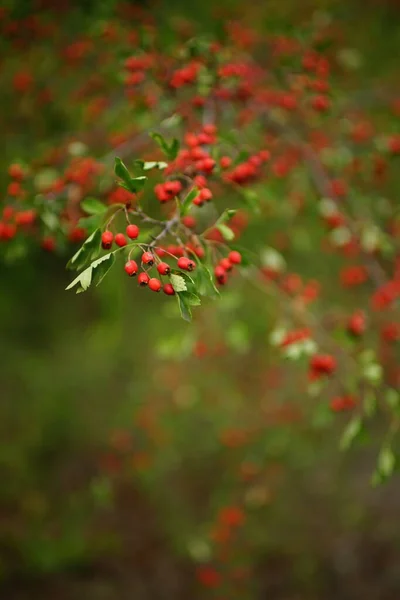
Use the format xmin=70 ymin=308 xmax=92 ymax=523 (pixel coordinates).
xmin=0 ymin=1 xmax=400 ymax=597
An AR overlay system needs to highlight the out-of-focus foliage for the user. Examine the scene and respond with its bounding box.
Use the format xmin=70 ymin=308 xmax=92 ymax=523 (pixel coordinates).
xmin=0 ymin=1 xmax=400 ymax=599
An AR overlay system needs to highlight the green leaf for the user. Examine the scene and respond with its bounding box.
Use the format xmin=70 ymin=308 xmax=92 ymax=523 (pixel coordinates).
xmin=179 ymin=291 xmax=201 ymax=306
xmin=340 ymin=416 xmax=362 ymax=451
xmin=216 ymin=223 xmax=235 ymax=241
xmin=81 ymin=197 xmax=107 ymax=215
xmin=115 ymin=157 xmax=147 ymax=193
xmin=195 ymin=264 xmax=219 ymax=298
xmin=41 ymin=212 xmax=59 ymax=231
xmin=119 ymin=176 xmax=147 ymax=194
xmin=77 ymin=214 xmax=103 ymax=234
xmin=66 ymin=228 xmax=101 ymax=271
xmin=177 ymin=293 xmax=192 ymax=322
xmin=377 ymin=446 xmax=395 ymax=478
xmin=143 ymin=161 xmax=168 ymax=170
xmin=386 ymin=388 xmax=399 ymax=410
xmin=170 ymin=273 xmax=187 ymax=292
xmin=238 ymin=189 xmax=261 ymax=214
xmin=114 ymin=157 xmax=131 ymax=184
xmin=150 ymin=132 xmax=180 ymax=160
xmin=181 ymin=187 xmax=199 ymax=214
xmin=66 ymin=253 xmax=115 ymax=293
xmin=215 ymin=209 xmax=237 ymax=225
xmin=92 ymin=253 xmax=115 ymax=286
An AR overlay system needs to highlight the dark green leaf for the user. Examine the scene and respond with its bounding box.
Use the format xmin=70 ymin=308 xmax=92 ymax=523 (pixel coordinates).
xmin=92 ymin=253 xmax=115 ymax=286
xmin=66 ymin=253 xmax=115 ymax=293
xmin=181 ymin=187 xmax=199 ymax=214
xmin=150 ymin=132 xmax=180 ymax=160
xmin=177 ymin=293 xmax=192 ymax=322
xmin=77 ymin=215 xmax=103 ymax=233
xmin=179 ymin=291 xmax=201 ymax=306
xmin=143 ymin=161 xmax=168 ymax=170
xmin=114 ymin=157 xmax=131 ymax=185
xmin=195 ymin=264 xmax=219 ymax=298
xmin=66 ymin=228 xmax=101 ymax=271
xmin=216 ymin=223 xmax=235 ymax=241
xmin=81 ymin=197 xmax=107 ymax=215
xmin=340 ymin=416 xmax=362 ymax=451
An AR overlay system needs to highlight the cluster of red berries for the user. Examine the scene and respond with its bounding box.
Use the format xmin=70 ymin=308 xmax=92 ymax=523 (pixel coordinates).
xmin=347 ymin=310 xmax=366 ymax=336
xmin=214 ymin=250 xmax=242 ymax=285
xmin=124 ymin=252 xmax=196 ymax=295
xmin=309 ymin=354 xmax=336 ymax=380
xmin=279 ymin=328 xmax=312 ymax=348
xmin=101 ymin=224 xmax=140 ymax=250
xmin=154 ymin=180 xmax=183 ymax=203
xmin=330 ymin=395 xmax=357 ymax=412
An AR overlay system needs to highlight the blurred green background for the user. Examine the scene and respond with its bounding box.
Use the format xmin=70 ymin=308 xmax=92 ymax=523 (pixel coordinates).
xmin=1 ymin=0 xmax=400 ymax=598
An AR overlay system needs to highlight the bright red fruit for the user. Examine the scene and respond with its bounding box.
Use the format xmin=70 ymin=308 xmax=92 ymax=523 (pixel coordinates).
xmin=163 ymin=283 xmax=175 ymax=295
xmin=101 ymin=231 xmax=114 ymax=249
xmin=228 ymin=250 xmax=242 ymax=264
xmin=142 ymin=251 xmax=154 ymax=265
xmin=126 ymin=224 xmax=140 ymax=239
xmin=115 ymin=233 xmax=127 ymax=247
xmin=177 ymin=256 xmax=196 ymax=271
xmin=157 ymin=262 xmax=170 ymax=275
xmin=138 ymin=272 xmax=150 ymax=286
xmin=124 ymin=260 xmax=138 ymax=276
xmin=148 ymin=277 xmax=162 ymax=292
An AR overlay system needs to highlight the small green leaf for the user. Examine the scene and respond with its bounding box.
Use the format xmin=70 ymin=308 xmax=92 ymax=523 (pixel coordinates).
xmin=114 ymin=157 xmax=131 ymax=184
xmin=195 ymin=264 xmax=219 ymax=298
xmin=41 ymin=212 xmax=59 ymax=231
xmin=170 ymin=273 xmax=187 ymax=292
xmin=340 ymin=416 xmax=362 ymax=451
xmin=215 ymin=209 xmax=237 ymax=225
xmin=150 ymin=132 xmax=180 ymax=160
xmin=216 ymin=223 xmax=235 ymax=241
xmin=67 ymin=228 xmax=101 ymax=270
xmin=119 ymin=176 xmax=147 ymax=194
xmin=81 ymin=197 xmax=107 ymax=215
xmin=181 ymin=187 xmax=199 ymax=214
xmin=92 ymin=253 xmax=115 ymax=286
xmin=177 ymin=293 xmax=192 ymax=322
xmin=77 ymin=214 xmax=103 ymax=233
xmin=386 ymin=388 xmax=399 ymax=410
xmin=179 ymin=291 xmax=201 ymax=306
xmin=66 ymin=253 xmax=115 ymax=293
xmin=143 ymin=161 xmax=168 ymax=170
xmin=377 ymin=446 xmax=395 ymax=478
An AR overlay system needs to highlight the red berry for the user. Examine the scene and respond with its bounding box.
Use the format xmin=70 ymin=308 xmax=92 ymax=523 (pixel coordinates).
xmin=182 ymin=215 xmax=196 ymax=228
xmin=124 ymin=260 xmax=138 ymax=276
xmin=126 ymin=223 xmax=140 ymax=239
xmin=115 ymin=233 xmax=127 ymax=247
xmin=157 ymin=261 xmax=171 ymax=275
xmin=101 ymin=231 xmax=114 ymax=249
xmin=228 ymin=250 xmax=242 ymax=264
xmin=215 ymin=265 xmax=227 ymax=284
xmin=192 ymin=195 xmax=204 ymax=207
xmin=142 ymin=251 xmax=154 ymax=265
xmin=41 ymin=236 xmax=56 ymax=252
xmin=220 ymin=156 xmax=232 ymax=169
xmin=138 ymin=272 xmax=150 ymax=286
xmin=199 ymin=188 xmax=212 ymax=202
xmin=220 ymin=258 xmax=233 ymax=271
xmin=8 ymin=163 xmax=24 ymax=180
xmin=148 ymin=277 xmax=162 ymax=292
xmin=177 ymin=256 xmax=196 ymax=271
xmin=163 ymin=283 xmax=175 ymax=295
